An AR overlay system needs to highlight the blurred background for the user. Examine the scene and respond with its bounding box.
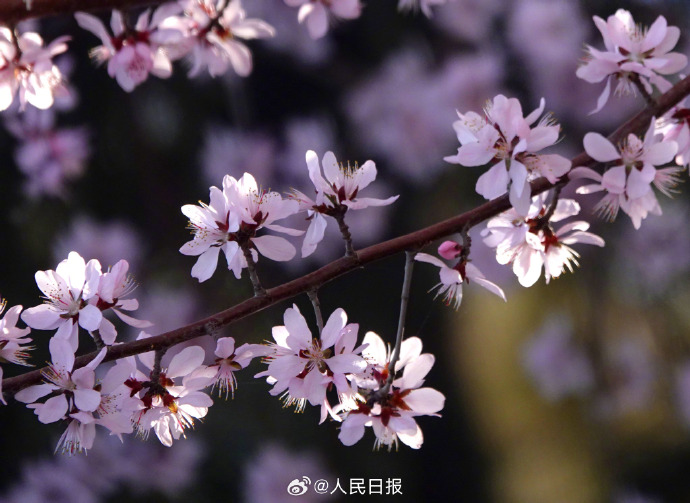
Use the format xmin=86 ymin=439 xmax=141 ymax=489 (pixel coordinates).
xmin=1 ymin=0 xmax=690 ymax=501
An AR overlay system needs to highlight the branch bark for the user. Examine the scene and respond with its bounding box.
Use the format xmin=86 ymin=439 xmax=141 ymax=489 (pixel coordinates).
xmin=2 ymin=0 xmax=162 ymax=23
xmin=3 ymin=75 xmax=690 ymax=397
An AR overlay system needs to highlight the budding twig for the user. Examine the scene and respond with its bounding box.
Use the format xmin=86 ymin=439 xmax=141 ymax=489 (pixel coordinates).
xmin=630 ymin=74 xmax=657 ymax=107
xmin=91 ymin=329 xmax=106 ymax=351
xmin=240 ymin=243 xmax=266 ymax=297
xmin=307 ymin=289 xmax=324 ymax=335
xmin=332 ymin=207 xmax=356 ymax=257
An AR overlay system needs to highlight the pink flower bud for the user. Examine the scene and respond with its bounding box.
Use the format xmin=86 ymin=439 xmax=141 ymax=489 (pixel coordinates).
xmin=438 ymin=241 xmax=462 ymax=260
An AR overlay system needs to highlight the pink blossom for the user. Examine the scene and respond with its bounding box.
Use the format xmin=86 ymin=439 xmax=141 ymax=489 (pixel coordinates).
xmin=576 ymin=9 xmax=687 ymax=114
xmin=445 ymin=95 xmax=571 ymax=216
xmin=482 ymin=197 xmax=605 ymax=287
xmin=338 ymin=332 xmax=445 ymax=450
xmin=290 ymin=150 xmax=398 ymax=257
xmin=657 ymin=104 xmax=690 ymax=167
xmin=0 ymin=27 xmax=69 ymax=111
xmin=75 ymin=4 xmax=184 ymax=91
xmin=163 ymin=0 xmax=275 ymax=77
xmin=573 ymin=118 xmax=679 ymax=228
xmin=92 ymin=259 xmax=152 ymax=345
xmin=256 ymin=305 xmax=367 ymax=421
xmin=21 ymin=251 xmax=103 ymax=352
xmin=124 ymin=345 xmax=215 ymax=447
xmin=0 ymin=300 xmax=33 ymax=405
xmin=209 ymin=337 xmax=268 ymax=398
xmin=415 ymin=241 xmax=506 ymax=309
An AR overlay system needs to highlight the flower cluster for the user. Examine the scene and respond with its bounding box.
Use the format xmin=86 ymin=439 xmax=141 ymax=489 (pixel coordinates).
xmin=573 ymin=118 xmax=680 ymax=229
xmin=0 ymin=27 xmax=69 ymax=111
xmin=289 ymin=150 xmax=398 ymax=257
xmin=576 ymin=9 xmax=687 ymax=114
xmin=180 ymin=172 xmax=302 ymax=282
xmin=76 ymin=0 xmax=275 ymax=91
xmin=20 ymin=251 xmax=151 ymax=353
xmin=255 ymin=307 xmax=445 ymax=450
xmin=482 ymin=196 xmax=605 ymax=287
xmin=444 ymin=95 xmax=571 ymax=216
xmin=0 ymin=301 xmax=33 ymax=405
xmin=337 ymin=332 xmax=445 ymax=450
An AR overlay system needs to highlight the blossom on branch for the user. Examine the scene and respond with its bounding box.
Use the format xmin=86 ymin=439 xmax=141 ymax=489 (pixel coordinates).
xmin=162 ymin=0 xmax=275 ymax=77
xmin=0 ymin=300 xmax=33 ymax=405
xmin=75 ymin=5 xmax=184 ymax=92
xmin=15 ymin=341 xmax=131 ymax=455
xmin=338 ymin=332 xmax=445 ymax=450
xmin=576 ymin=9 xmax=687 ymax=114
xmin=92 ymin=259 xmax=152 ymax=345
xmin=444 ymin=95 xmax=570 ymax=216
xmin=21 ymin=251 xmax=103 ymax=352
xmin=0 ymin=27 xmax=69 ymax=111
xmin=123 ymin=344 xmax=215 ymax=447
xmin=415 ymin=240 xmax=506 ymax=310
xmin=290 ymin=150 xmax=399 ymax=257
xmin=208 ymin=337 xmax=268 ymax=399
xmin=256 ymin=305 xmax=367 ymax=421
xmin=482 ymin=196 xmax=605 ymax=287
xmin=573 ymin=118 xmax=679 ymax=228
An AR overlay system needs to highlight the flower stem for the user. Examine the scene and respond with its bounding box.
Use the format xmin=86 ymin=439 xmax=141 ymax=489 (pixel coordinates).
xmin=240 ymin=243 xmax=266 ymax=297
xmin=150 ymin=348 xmax=166 ymax=384
xmin=459 ymin=224 xmax=472 ymax=262
xmin=631 ymin=74 xmax=657 ymax=107
xmin=535 ymin=182 xmax=565 ymax=231
xmin=333 ymin=208 xmax=356 ymax=257
xmin=91 ymin=330 xmax=105 ymax=351
xmin=307 ymin=289 xmax=324 ymax=336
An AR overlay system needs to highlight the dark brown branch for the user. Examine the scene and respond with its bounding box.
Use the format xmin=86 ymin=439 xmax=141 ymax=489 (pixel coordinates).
xmin=2 ymin=0 xmax=161 ymax=23
xmin=4 ymin=75 xmax=690 ymax=398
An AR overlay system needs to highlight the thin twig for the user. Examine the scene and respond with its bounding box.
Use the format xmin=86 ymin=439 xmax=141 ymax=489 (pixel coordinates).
xmin=387 ymin=251 xmax=415 ymax=379
xmin=368 ymin=251 xmax=415 ymax=403
xmin=333 ymin=208 xmax=356 ymax=257
xmin=307 ymin=289 xmax=324 ymax=335
xmin=240 ymin=243 xmax=266 ymax=297
xmin=91 ymin=329 xmax=105 ymax=351
xmin=630 ymin=74 xmax=657 ymax=107
xmin=149 ymin=348 xmax=165 ymax=384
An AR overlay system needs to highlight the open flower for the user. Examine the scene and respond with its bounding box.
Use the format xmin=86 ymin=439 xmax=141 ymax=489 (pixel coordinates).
xmin=0 ymin=27 xmax=70 ymax=111
xmin=163 ymin=0 xmax=275 ymax=77
xmin=93 ymin=259 xmax=152 ymax=345
xmin=290 ymin=150 xmax=398 ymax=257
xmin=338 ymin=332 xmax=445 ymax=451
xmin=21 ymin=251 xmax=103 ymax=352
xmin=444 ymin=95 xmax=570 ymax=216
xmin=482 ymin=196 xmax=605 ymax=287
xmin=576 ymin=9 xmax=687 ymax=114
xmin=573 ymin=118 xmax=678 ymax=228
xmin=209 ymin=337 xmax=268 ymax=398
xmin=256 ymin=305 xmax=367 ymax=421
xmin=75 ymin=5 xmax=184 ymax=91
xmin=415 ymin=241 xmax=506 ymax=309
xmin=180 ymin=182 xmax=240 ymax=282
xmin=124 ymin=345 xmax=215 ymax=447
